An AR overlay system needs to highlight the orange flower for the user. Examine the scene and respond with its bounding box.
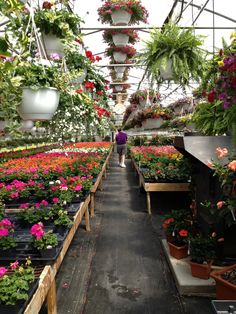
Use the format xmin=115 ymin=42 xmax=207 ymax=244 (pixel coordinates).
xmin=215 ymin=147 xmax=228 ymax=158
xmin=228 ymin=160 xmax=236 ymax=171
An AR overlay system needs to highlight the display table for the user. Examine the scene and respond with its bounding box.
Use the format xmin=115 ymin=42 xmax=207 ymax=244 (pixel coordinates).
xmin=131 ymin=156 xmax=190 ymax=214
xmin=24 ymin=195 xmax=91 ymax=314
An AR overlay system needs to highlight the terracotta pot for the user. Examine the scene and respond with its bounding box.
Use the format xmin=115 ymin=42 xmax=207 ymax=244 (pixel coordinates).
xmin=211 ymin=264 xmax=236 ymax=300
xmin=168 ymin=241 xmax=188 ymax=259
xmin=189 ymin=261 xmax=212 ymax=280
xmin=111 ymin=10 xmax=131 ymax=26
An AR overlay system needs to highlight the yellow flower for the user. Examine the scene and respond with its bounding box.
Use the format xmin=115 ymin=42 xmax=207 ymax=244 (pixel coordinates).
xmin=217 ymin=60 xmax=224 ymax=66
xmin=230 ymin=32 xmax=236 ymax=39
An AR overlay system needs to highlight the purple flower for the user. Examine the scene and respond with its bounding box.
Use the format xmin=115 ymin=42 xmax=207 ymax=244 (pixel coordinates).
xmin=223 ymin=101 xmax=230 ymax=109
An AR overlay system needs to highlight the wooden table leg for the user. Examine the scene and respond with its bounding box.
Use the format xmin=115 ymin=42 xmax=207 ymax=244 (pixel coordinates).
xmin=90 ymin=192 xmax=95 ymax=217
xmin=84 ymin=207 xmax=91 ymax=231
xmin=47 ymin=278 xmax=57 ymax=314
xmin=104 ymin=168 xmax=107 ymax=179
xmin=146 ymin=191 xmax=152 ymax=215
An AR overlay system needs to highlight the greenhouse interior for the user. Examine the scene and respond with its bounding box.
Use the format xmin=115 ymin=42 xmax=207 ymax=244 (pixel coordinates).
xmin=0 ymin=0 xmax=236 ymax=313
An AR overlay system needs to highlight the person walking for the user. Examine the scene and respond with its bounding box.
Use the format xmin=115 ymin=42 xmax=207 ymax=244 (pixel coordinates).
xmin=115 ymin=128 xmax=128 ymax=168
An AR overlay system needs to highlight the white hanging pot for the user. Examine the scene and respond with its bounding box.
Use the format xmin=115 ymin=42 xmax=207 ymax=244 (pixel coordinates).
xmin=113 ymin=51 xmax=127 ymax=63
xmin=19 ymin=87 xmax=60 ymax=121
xmin=21 ymin=120 xmax=34 ymax=131
xmin=159 ymin=59 xmax=173 ymax=80
xmin=41 ymin=33 xmax=64 ymax=58
xmin=112 ymin=33 xmax=129 ymax=47
xmin=115 ymin=72 xmax=124 ymax=80
xmin=115 ymin=66 xmax=125 ymax=74
xmin=114 ymin=85 xmax=123 ymax=92
xmin=111 ymin=10 xmax=132 ymax=26
xmin=142 ymin=118 xmax=164 ymax=129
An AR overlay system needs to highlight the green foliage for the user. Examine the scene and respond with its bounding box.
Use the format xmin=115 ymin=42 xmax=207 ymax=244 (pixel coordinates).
xmin=0 ymin=259 xmax=35 ymax=305
xmin=192 ymin=100 xmax=233 ymax=135
xmin=54 ymin=210 xmax=73 ymax=227
xmin=34 ymin=8 xmax=82 ymax=40
xmin=136 ymin=22 xmax=206 ymax=85
xmin=189 ymin=234 xmax=216 ymax=263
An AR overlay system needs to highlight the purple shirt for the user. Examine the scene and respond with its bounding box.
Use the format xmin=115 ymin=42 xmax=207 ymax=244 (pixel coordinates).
xmin=115 ymin=131 xmax=128 ymax=145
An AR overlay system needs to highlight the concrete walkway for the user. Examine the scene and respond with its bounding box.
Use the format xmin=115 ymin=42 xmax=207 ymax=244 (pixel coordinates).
xmin=54 ymin=154 xmax=215 ymax=314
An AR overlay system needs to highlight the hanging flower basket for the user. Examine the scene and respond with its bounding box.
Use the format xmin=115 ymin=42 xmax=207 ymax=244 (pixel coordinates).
xmin=114 ymin=85 xmax=124 ymax=92
xmin=41 ymin=33 xmax=64 ymax=58
xmin=115 ymin=72 xmax=124 ymax=80
xmin=103 ymin=29 xmax=139 ymax=45
xmin=113 ymin=51 xmax=127 ymax=63
xmin=112 ymin=33 xmax=129 ymax=47
xmin=19 ymin=87 xmax=60 ymax=121
xmin=142 ymin=118 xmax=163 ymax=129
xmin=111 ymin=10 xmax=132 ymax=25
xmin=115 ymin=66 xmax=126 ymax=74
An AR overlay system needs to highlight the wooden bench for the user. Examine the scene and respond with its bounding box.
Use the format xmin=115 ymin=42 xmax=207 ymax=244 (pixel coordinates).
xmin=24 ymin=195 xmax=91 ymax=314
xmin=131 ymin=157 xmax=190 ymax=215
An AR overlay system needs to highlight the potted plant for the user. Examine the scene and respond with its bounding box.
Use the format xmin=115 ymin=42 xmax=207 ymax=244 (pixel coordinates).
xmin=103 ymin=29 xmax=139 ymax=46
xmin=30 ymin=222 xmax=58 ymax=258
xmin=53 ymin=210 xmax=73 ymax=235
xmin=0 ymin=259 xmax=35 ymax=308
xmin=211 ymin=264 xmax=236 ymax=300
xmin=188 ymin=233 xmax=217 ymax=279
xmin=34 ymin=5 xmax=82 ymax=57
xmin=136 ymin=22 xmax=206 ymax=86
xmin=97 ymin=0 xmax=148 ymax=26
xmin=105 ymin=45 xmax=137 ymax=62
xmin=15 ymin=60 xmax=69 ymax=121
xmin=0 ymin=218 xmax=16 ymax=253
xmin=142 ymin=105 xmax=172 ymax=129
xmin=133 ymin=89 xmax=159 ymax=106
xmin=162 ymin=208 xmax=193 ymax=259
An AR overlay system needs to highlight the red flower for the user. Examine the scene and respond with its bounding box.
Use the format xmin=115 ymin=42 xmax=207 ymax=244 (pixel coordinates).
xmin=207 ymin=90 xmax=215 ymax=103
xmin=96 ymin=90 xmax=103 ymax=96
xmin=75 ymin=89 xmax=83 ymax=93
xmin=84 ymin=82 xmax=95 ymax=89
xmin=179 ymin=229 xmax=188 ymax=237
xmin=42 ymin=1 xmax=53 ymax=9
xmin=95 ymin=56 xmax=102 ymax=61
xmin=85 ymin=50 xmax=93 ymax=58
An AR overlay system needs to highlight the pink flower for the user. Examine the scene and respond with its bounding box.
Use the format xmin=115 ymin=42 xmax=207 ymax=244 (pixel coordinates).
xmin=217 ymin=201 xmax=225 ymax=209
xmin=52 ymin=198 xmax=59 ymax=203
xmin=228 ymin=160 xmax=236 ymax=171
xmin=215 ymin=147 xmax=228 ymax=158
xmin=0 ymin=267 xmax=7 ymax=278
xmin=10 ymin=192 xmax=19 ymax=198
xmin=41 ymin=200 xmax=48 ymax=206
xmin=0 ymin=228 xmax=9 ymax=236
xmin=0 ymin=219 xmax=12 ymax=227
xmin=31 ymin=223 xmax=45 ymax=239
xmin=20 ymin=203 xmax=28 ymax=209
xmin=74 ymin=184 xmax=82 ymax=191
xmin=10 ymin=261 xmax=19 ymax=270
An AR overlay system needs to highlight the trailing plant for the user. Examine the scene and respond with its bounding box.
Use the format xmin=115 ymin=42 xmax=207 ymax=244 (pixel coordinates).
xmin=136 ymin=22 xmax=206 ymax=85
xmin=103 ymin=29 xmax=139 ymax=45
xmin=105 ymin=45 xmax=137 ymax=58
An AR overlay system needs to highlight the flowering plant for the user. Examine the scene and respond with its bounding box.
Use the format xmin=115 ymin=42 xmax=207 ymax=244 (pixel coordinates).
xmin=97 ymin=0 xmax=148 ymax=25
xmin=0 ymin=218 xmax=16 ymax=250
xmin=0 ymin=259 xmax=35 ymax=305
xmin=205 ymin=147 xmax=236 ymax=226
xmin=162 ymin=209 xmax=193 ymax=245
xmin=31 ymin=222 xmax=58 ymax=250
xmin=54 ymin=210 xmax=73 ymax=227
xmin=103 ymin=29 xmax=139 ymax=45
xmin=131 ymin=89 xmax=159 ymax=101
xmin=105 ymin=45 xmax=137 ymax=59
xmin=143 ymin=105 xmax=172 ymax=120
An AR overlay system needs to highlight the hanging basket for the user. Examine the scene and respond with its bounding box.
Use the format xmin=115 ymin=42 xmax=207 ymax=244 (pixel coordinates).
xmin=113 ymin=51 xmax=127 ymax=63
xmin=159 ymin=59 xmax=173 ymax=80
xmin=112 ymin=33 xmax=129 ymax=47
xmin=115 ymin=66 xmax=126 ymax=74
xmin=139 ymin=98 xmax=154 ymax=107
xmin=114 ymin=85 xmax=123 ymax=92
xmin=19 ymin=87 xmax=60 ymax=121
xmin=41 ymin=33 xmax=64 ymax=58
xmin=111 ymin=10 xmax=132 ymax=26
xmin=142 ymin=118 xmax=164 ymax=129
xmin=115 ymin=72 xmax=124 ymax=80
xmin=71 ymin=68 xmax=87 ymax=85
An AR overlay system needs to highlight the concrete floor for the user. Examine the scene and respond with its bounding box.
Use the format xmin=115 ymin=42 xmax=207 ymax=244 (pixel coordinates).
xmin=53 ymin=154 xmax=215 ymax=314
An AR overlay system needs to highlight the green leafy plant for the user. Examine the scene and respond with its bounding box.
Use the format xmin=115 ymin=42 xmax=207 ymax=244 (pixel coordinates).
xmin=189 ymin=233 xmax=217 ymax=264
xmin=54 ymin=210 xmax=73 ymax=227
xmin=0 ymin=259 xmax=35 ymax=305
xmin=0 ymin=218 xmax=16 ymax=250
xmin=136 ymin=22 xmax=206 ymax=85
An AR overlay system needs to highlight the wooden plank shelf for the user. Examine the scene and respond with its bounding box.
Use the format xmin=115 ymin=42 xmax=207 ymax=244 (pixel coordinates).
xmin=90 ymin=148 xmax=113 ymax=217
xmin=23 ymin=195 xmax=91 ymax=314
xmin=131 ymin=156 xmax=190 ymax=215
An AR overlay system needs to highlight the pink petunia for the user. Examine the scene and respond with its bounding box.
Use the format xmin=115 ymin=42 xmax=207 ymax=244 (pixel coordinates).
xmin=10 ymin=261 xmax=19 ymax=270
xmin=0 ymin=267 xmax=7 ymax=278
xmin=52 ymin=198 xmax=59 ymax=203
xmin=0 ymin=228 xmax=9 ymax=236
